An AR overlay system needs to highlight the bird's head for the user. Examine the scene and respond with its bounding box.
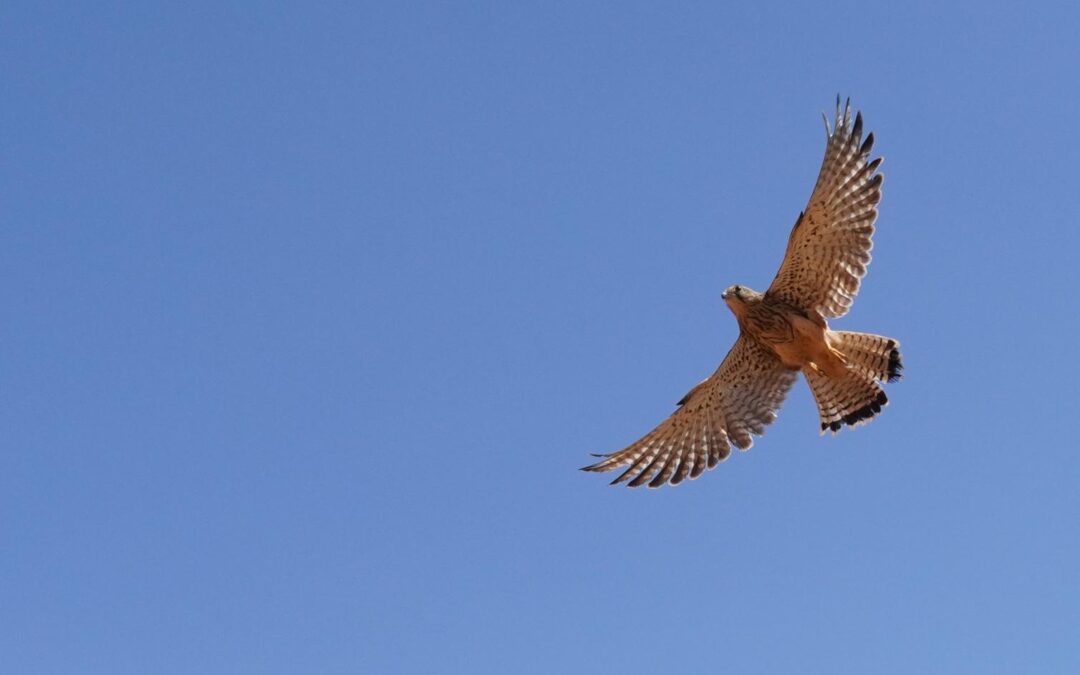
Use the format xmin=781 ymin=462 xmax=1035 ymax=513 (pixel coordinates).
xmin=722 ymin=284 xmax=760 ymax=316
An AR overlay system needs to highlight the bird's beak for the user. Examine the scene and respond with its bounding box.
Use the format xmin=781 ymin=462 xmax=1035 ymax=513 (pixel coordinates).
xmin=720 ymin=290 xmax=728 ymax=300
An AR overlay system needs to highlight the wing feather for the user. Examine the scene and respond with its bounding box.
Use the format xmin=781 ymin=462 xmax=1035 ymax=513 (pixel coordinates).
xmin=766 ymin=97 xmax=884 ymax=319
xmin=582 ymin=336 xmax=797 ymax=488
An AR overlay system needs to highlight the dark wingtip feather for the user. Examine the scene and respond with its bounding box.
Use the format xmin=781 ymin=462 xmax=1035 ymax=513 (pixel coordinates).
xmin=860 ymin=132 xmax=875 ymax=156
xmin=671 ymin=457 xmax=691 ymax=485
xmin=580 ymin=458 xmax=605 ymax=472
xmin=610 ymin=466 xmax=637 ymax=485
xmin=852 ymin=111 xmax=863 ymax=141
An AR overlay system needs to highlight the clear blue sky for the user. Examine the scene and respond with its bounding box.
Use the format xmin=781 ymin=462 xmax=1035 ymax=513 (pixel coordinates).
xmin=4 ymin=2 xmax=1079 ymax=673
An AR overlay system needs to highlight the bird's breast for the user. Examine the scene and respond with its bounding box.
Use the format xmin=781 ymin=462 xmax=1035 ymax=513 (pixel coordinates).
xmin=745 ymin=304 xmax=796 ymax=344
xmin=745 ymin=304 xmax=831 ymax=370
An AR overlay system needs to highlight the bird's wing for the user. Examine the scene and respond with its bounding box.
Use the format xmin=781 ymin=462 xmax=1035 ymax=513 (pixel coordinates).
xmin=582 ymin=336 xmax=797 ymax=488
xmin=766 ymin=97 xmax=883 ymax=319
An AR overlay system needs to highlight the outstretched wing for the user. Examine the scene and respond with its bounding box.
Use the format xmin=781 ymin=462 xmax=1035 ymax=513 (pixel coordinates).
xmin=766 ymin=97 xmax=883 ymax=319
xmin=582 ymin=336 xmax=797 ymax=488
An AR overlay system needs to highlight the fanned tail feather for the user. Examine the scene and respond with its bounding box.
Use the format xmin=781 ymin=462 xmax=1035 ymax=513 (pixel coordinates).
xmin=805 ymin=331 xmax=901 ymax=433
xmin=831 ymin=331 xmax=903 ymax=383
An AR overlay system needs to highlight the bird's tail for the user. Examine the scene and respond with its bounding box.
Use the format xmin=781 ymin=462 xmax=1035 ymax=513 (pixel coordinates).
xmin=831 ymin=331 xmax=903 ymax=383
xmin=807 ymin=331 xmax=902 ymax=433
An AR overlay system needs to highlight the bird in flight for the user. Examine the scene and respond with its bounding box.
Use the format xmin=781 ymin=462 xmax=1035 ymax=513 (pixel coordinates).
xmin=582 ymin=97 xmax=902 ymax=488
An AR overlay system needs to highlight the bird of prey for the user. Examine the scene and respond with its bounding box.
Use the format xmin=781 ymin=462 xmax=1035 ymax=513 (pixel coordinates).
xmin=582 ymin=97 xmax=902 ymax=488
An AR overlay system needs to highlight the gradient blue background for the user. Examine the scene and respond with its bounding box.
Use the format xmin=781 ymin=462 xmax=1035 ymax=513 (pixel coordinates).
xmin=4 ymin=2 xmax=1079 ymax=673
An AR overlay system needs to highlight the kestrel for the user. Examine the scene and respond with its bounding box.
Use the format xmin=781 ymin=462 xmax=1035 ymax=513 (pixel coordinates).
xmin=582 ymin=97 xmax=902 ymax=488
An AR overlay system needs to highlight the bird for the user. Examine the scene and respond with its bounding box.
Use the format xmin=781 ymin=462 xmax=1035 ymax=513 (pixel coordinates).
xmin=582 ymin=97 xmax=902 ymax=488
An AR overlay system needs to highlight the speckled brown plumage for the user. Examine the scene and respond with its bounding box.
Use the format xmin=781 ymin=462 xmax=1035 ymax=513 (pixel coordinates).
xmin=582 ymin=97 xmax=903 ymax=488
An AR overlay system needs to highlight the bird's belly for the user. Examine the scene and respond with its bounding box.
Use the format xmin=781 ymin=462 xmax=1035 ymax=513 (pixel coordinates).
xmin=770 ymin=335 xmax=817 ymax=369
xmin=768 ymin=315 xmax=833 ymax=370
